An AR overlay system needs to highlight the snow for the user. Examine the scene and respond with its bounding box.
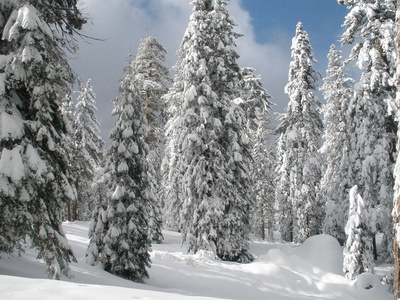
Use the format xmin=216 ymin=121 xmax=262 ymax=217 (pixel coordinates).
xmin=0 ymin=146 xmax=24 ymax=182
xmin=0 ymin=222 xmax=393 ymax=300
xmin=0 ymin=111 xmax=24 ymax=140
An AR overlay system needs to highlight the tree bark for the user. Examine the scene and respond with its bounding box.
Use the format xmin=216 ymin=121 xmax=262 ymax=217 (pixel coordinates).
xmin=74 ymin=178 xmax=79 ymax=221
xmin=67 ymin=200 xmax=72 ymax=222
xmin=261 ymin=219 xmax=265 ymax=241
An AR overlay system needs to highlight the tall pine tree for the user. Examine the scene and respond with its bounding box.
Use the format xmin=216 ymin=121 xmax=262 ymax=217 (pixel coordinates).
xmin=163 ymin=0 xmax=253 ymax=262
xmin=338 ymin=0 xmax=397 ymax=261
xmin=131 ymin=37 xmax=172 ymax=243
xmin=251 ymin=120 xmax=276 ymax=241
xmin=237 ymin=67 xmax=276 ymax=241
xmin=72 ymin=79 xmax=105 ymax=220
xmin=86 ymin=55 xmax=151 ymax=282
xmin=0 ymin=1 xmax=85 ymax=279
xmin=320 ymin=45 xmax=354 ymax=245
xmin=276 ymin=22 xmax=323 ymax=243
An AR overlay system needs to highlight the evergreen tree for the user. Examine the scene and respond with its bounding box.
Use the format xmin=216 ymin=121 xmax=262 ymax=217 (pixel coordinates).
xmin=0 ymin=1 xmax=85 ymax=278
xmin=338 ymin=0 xmax=397 ymax=261
xmin=162 ymin=0 xmax=214 ymax=231
xmin=320 ymin=45 xmax=354 ymax=245
xmin=237 ymin=67 xmax=273 ymax=130
xmin=73 ymin=79 xmax=105 ymax=220
xmin=275 ymin=22 xmax=323 ymax=243
xmin=86 ymin=168 xmax=109 ymax=266
xmin=60 ymin=92 xmax=77 ymax=222
xmin=87 ymin=55 xmax=152 ymax=282
xmin=251 ymin=120 xmax=276 ymax=241
xmin=132 ymin=37 xmax=172 ymax=243
xmin=237 ymin=67 xmax=276 ymax=241
xmin=163 ymin=0 xmax=253 ymax=262
xmin=343 ymin=185 xmax=375 ymax=280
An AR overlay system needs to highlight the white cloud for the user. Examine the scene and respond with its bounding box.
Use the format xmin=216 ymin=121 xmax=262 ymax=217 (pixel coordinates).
xmin=72 ymin=0 xmax=291 ymax=142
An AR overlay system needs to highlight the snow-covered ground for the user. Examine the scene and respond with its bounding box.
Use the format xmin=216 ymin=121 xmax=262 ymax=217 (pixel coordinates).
xmin=0 ymin=221 xmax=393 ymax=300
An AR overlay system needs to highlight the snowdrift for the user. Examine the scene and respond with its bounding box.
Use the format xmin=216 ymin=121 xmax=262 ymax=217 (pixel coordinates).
xmin=0 ymin=222 xmax=393 ymax=300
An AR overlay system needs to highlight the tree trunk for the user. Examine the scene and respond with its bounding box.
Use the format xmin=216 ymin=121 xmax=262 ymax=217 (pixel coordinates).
xmin=67 ymin=200 xmax=72 ymax=222
xmin=373 ymin=235 xmax=378 ymax=261
xmin=74 ymin=178 xmax=79 ymax=221
xmin=261 ymin=219 xmax=265 ymax=241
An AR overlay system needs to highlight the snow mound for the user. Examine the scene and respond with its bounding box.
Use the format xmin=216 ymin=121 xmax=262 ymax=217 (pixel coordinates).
xmin=353 ymin=272 xmax=390 ymax=298
xmin=294 ymin=234 xmax=343 ymax=275
xmin=354 ymin=272 xmax=381 ymax=290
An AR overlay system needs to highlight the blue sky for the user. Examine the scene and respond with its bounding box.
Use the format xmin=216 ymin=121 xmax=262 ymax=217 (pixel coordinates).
xmin=243 ymin=1 xmax=347 ymax=44
xmin=72 ymin=0 xmax=350 ymax=142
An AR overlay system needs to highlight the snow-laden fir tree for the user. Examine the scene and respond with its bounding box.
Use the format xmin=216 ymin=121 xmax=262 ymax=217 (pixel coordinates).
xmin=0 ymin=1 xmax=85 ymax=279
xmin=320 ymin=45 xmax=354 ymax=245
xmin=236 ymin=67 xmax=276 ymax=240
xmin=60 ymin=92 xmax=77 ymax=221
xmin=86 ymin=55 xmax=152 ymax=282
xmin=251 ymin=120 xmax=276 ymax=241
xmin=163 ymin=0 xmax=253 ymax=262
xmin=338 ymin=0 xmax=397 ymax=261
xmin=276 ymin=22 xmax=323 ymax=243
xmin=162 ymin=0 xmax=215 ymax=231
xmin=237 ymin=67 xmax=274 ymax=130
xmin=343 ymin=185 xmax=375 ymax=280
xmin=86 ymin=168 xmax=109 ymax=267
xmin=132 ymin=37 xmax=172 ymax=243
xmin=72 ymin=79 xmax=105 ymax=220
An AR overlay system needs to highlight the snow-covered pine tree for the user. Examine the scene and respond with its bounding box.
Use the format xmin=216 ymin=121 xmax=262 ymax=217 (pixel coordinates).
xmin=237 ymin=67 xmax=274 ymax=130
xmin=237 ymin=67 xmax=276 ymax=241
xmin=87 ymin=54 xmax=152 ymax=282
xmin=343 ymin=185 xmax=375 ymax=280
xmin=86 ymin=168 xmax=109 ymax=266
xmin=0 ymin=1 xmax=85 ymax=279
xmin=338 ymin=0 xmax=397 ymax=261
xmin=162 ymin=0 xmax=215 ymax=231
xmin=320 ymin=45 xmax=354 ymax=245
xmin=163 ymin=0 xmax=253 ymax=262
xmin=251 ymin=120 xmax=276 ymax=241
xmin=275 ymin=136 xmax=292 ymax=242
xmin=275 ymin=22 xmax=323 ymax=243
xmin=132 ymin=37 xmax=172 ymax=243
xmin=73 ymin=79 xmax=105 ymax=220
xmin=60 ymin=92 xmax=77 ymax=221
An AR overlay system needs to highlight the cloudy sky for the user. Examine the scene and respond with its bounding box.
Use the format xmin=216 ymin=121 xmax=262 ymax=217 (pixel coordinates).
xmin=70 ymin=0 xmax=348 ymax=143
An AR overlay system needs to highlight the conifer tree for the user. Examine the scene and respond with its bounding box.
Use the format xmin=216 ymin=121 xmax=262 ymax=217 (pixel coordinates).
xmin=73 ymin=79 xmax=105 ymax=220
xmin=338 ymin=0 xmax=397 ymax=261
xmin=87 ymin=55 xmax=152 ymax=282
xmin=238 ymin=67 xmax=273 ymax=130
xmin=0 ymin=1 xmax=85 ymax=278
xmin=343 ymin=186 xmax=375 ymax=280
xmin=163 ymin=0 xmax=253 ymax=262
xmin=132 ymin=37 xmax=171 ymax=243
xmin=320 ymin=45 xmax=354 ymax=245
xmin=60 ymin=92 xmax=77 ymax=222
xmin=251 ymin=120 xmax=276 ymax=240
xmin=276 ymin=22 xmax=323 ymax=243
xmin=237 ymin=67 xmax=275 ymax=241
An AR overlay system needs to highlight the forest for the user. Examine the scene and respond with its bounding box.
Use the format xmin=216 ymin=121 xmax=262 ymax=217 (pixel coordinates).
xmin=0 ymin=1 xmax=400 ymax=299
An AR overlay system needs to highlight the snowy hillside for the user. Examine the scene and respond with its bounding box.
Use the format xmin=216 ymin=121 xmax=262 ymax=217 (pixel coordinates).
xmin=0 ymin=222 xmax=393 ymax=300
